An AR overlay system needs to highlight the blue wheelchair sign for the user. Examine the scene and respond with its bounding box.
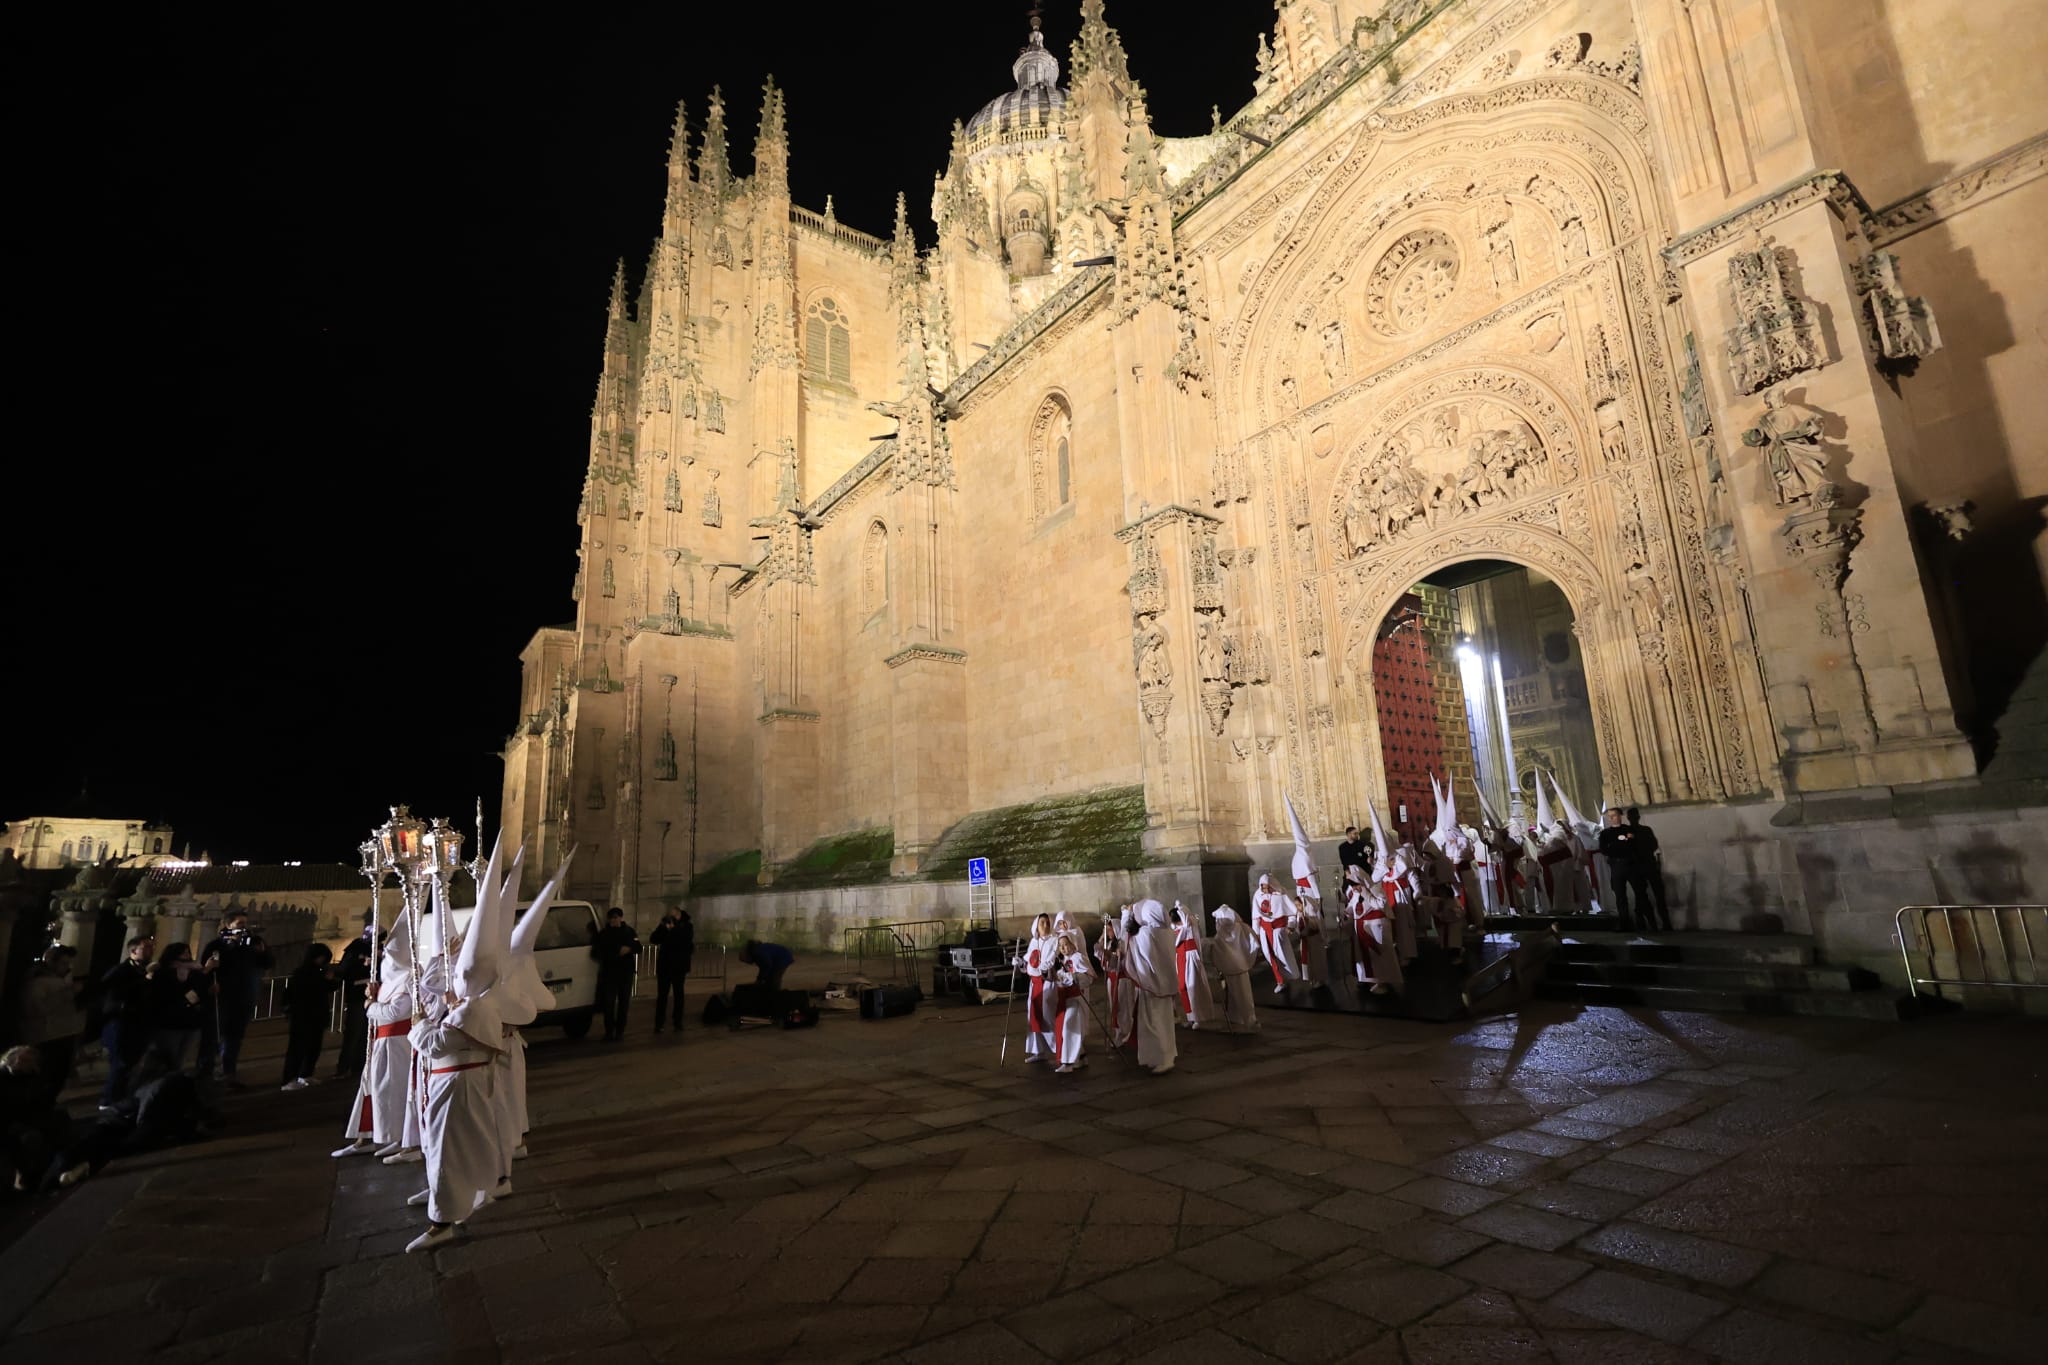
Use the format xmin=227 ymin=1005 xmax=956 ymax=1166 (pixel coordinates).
xmin=967 ymin=857 xmax=990 ymax=886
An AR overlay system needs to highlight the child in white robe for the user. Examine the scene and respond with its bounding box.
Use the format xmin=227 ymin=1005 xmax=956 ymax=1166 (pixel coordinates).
xmin=1050 ymin=931 xmax=1092 ymax=1072
xmin=1250 ymin=874 xmax=1302 ymax=992
xmin=1093 ymin=916 xmax=1135 ymax=1048
xmin=1170 ymin=903 xmax=1220 ymax=1028
xmin=1016 ymin=915 xmax=1057 ymax=1065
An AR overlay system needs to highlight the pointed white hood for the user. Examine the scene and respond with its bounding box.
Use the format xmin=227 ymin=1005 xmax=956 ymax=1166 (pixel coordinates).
xmin=379 ymin=904 xmax=414 ymax=1000
xmin=1550 ymin=773 xmax=1596 ymax=839
xmin=504 ymin=849 xmax=574 ymax=1025
xmin=1283 ymin=791 xmax=1320 ymax=900
xmin=1125 ymin=898 xmax=1176 ymax=995
xmin=1532 ymin=771 xmax=1555 ymax=835
xmin=1208 ymin=905 xmax=1253 ymax=973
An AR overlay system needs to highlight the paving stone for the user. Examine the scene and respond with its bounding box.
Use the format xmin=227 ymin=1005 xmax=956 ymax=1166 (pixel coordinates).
xmin=879 ymin=1221 xmax=989 ymax=1259
xmin=1154 ymin=1158 xmax=1256 ymax=1192
xmin=1091 ymin=1260 xmax=1227 ymax=1322
xmin=1367 ymin=1219 xmax=1493 ymax=1269
xmin=1750 ymin=1259 xmax=1920 ymax=1329
xmin=1531 ymin=1117 xmax=1624 ymax=1141
xmin=1568 ymin=1159 xmax=1688 ymax=1198
xmin=1386 ymin=1177 xmax=1508 ymax=1217
xmin=1246 ymin=1212 xmax=1366 ymax=1259
xmin=1541 ymin=1327 xmax=1714 ymax=1363
xmin=1688 ymin=1307 xmax=1891 ymax=1364
xmin=1320 ymin=1159 xmax=1413 ymax=1194
xmin=1576 ymin=1222 xmax=1771 ymax=1288
xmin=1511 ymin=1180 xmax=1644 ymax=1224
xmin=1398 ymin=1323 xmax=1553 ymax=1364
xmin=1450 ymin=1242 xmax=1591 ymax=1297
xmin=1418 ymin=1144 xmax=1552 ymax=1189
xmin=1897 ymin=1293 xmax=2048 ymax=1363
xmin=1457 ymin=1202 xmax=1596 ymax=1253
xmin=1550 ymin=1268 xmax=1727 ymax=1344
xmin=900 ymin=1321 xmax=1051 ymax=1365
xmin=1309 ymin=1262 xmax=1467 ymax=1327
xmin=1308 ymin=1189 xmax=1425 ymax=1232
xmin=1487 ymin=1129 xmax=1587 ymax=1158
xmin=1174 ymin=1229 xmax=1304 ymax=1289
xmin=1124 ymin=1326 xmax=1289 ymax=1365
xmin=1218 ymin=1291 xmax=1381 ymax=1365
xmin=1605 ymin=1143 xmax=1724 ymax=1176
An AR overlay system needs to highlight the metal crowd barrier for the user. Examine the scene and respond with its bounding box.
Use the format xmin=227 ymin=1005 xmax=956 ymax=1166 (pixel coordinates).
xmin=1895 ymin=904 xmax=2046 ymax=998
xmin=631 ymin=942 xmax=728 ymax=996
xmin=843 ymin=919 xmax=951 ymax=986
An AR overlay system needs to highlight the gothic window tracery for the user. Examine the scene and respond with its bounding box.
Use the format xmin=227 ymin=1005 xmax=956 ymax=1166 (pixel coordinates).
xmin=1029 ymin=393 xmax=1074 ymax=520
xmin=804 ymin=296 xmax=851 ymax=385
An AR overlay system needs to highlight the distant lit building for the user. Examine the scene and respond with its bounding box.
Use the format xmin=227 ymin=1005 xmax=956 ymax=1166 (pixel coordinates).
xmin=2 ymin=813 xmax=177 ymax=870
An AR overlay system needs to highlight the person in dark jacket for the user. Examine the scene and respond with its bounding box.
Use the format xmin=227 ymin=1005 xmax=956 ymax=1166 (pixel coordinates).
xmin=199 ymin=911 xmax=272 ymax=1085
xmin=590 ymin=909 xmax=641 ymax=1041
xmin=281 ymin=944 xmax=339 ymax=1090
xmin=1623 ymin=808 xmax=1672 ymax=931
xmin=739 ymin=940 xmax=794 ymax=995
xmin=649 ymin=909 xmax=695 ymax=1034
xmin=1 ymin=1046 xmax=72 ymax=1194
xmin=145 ymin=943 xmax=212 ymax=1075
xmin=50 ymin=1064 xmax=209 ymax=1189
xmin=98 ymin=935 xmax=155 ymax=1106
xmin=334 ymin=921 xmax=375 ymax=1080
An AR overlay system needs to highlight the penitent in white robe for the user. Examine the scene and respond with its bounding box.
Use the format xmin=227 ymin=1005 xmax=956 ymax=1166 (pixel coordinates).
xmin=414 ymin=1013 xmax=503 ymax=1226
xmin=1173 ymin=917 xmax=1220 ymax=1027
xmin=1051 ymin=948 xmax=1091 ymax=1066
xmin=1251 ymin=886 xmax=1302 ymax=990
xmin=1094 ymin=934 xmax=1136 ymax=1047
xmin=1207 ymin=909 xmax=1259 ymax=1031
xmin=344 ymin=987 xmax=414 ymax=1145
xmin=1124 ymin=905 xmax=1179 ymax=1073
xmin=493 ymin=1027 xmax=528 ymax=1181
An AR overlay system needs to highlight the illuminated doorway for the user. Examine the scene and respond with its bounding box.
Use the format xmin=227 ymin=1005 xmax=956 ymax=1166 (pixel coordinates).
xmin=1369 ymin=559 xmax=1602 ymax=836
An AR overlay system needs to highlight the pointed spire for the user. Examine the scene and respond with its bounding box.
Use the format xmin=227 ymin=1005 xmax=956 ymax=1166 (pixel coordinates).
xmin=754 ymin=76 xmax=788 ymax=197
xmin=890 ymin=191 xmax=913 ymax=264
xmin=698 ymin=86 xmax=730 ymax=195
xmin=1124 ymin=88 xmax=1165 ymax=197
xmin=1071 ymin=0 xmax=1131 ymax=87
xmin=667 ymin=98 xmax=690 ymax=182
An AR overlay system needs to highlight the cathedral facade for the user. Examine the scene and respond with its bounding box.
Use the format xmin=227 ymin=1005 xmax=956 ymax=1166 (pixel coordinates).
xmin=501 ymin=0 xmax=2048 ymax=981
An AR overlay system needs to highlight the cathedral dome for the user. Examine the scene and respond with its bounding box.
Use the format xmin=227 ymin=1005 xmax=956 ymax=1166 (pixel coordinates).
xmin=965 ymin=24 xmax=1065 ymax=145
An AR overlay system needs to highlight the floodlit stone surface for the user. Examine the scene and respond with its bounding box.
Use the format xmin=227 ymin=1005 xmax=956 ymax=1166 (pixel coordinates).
xmin=3 ymin=999 xmax=2044 ymax=1363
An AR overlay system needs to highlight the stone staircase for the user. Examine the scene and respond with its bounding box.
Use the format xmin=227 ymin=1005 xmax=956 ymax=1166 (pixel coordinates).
xmin=1491 ymin=918 xmax=1910 ymax=1020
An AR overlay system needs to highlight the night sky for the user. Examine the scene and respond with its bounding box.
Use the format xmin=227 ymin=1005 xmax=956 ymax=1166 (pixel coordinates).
xmin=8 ymin=3 xmax=1271 ymax=865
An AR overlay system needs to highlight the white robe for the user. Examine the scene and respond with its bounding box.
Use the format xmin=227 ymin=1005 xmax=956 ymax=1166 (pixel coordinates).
xmin=344 ymin=987 xmax=414 ymax=1145
xmin=1294 ymin=897 xmax=1330 ymax=988
xmin=1051 ymin=948 xmax=1091 ymax=1065
xmin=1347 ymin=883 xmax=1404 ymax=992
xmin=1124 ymin=907 xmax=1179 ymax=1073
xmin=1094 ymin=935 xmax=1135 ymax=1047
xmin=1207 ymin=911 xmax=1259 ymax=1030
xmin=1020 ymin=933 xmax=1058 ymax=1060
xmin=1251 ymin=887 xmax=1302 ymax=989
xmin=414 ymin=1013 xmax=503 ymax=1226
xmin=1173 ymin=917 xmax=1220 ymax=1027
xmin=493 ymin=1027 xmax=527 ymax=1181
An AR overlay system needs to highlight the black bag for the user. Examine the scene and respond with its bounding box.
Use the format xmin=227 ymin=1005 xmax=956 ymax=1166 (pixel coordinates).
xmin=859 ymin=985 xmax=920 ymax=1020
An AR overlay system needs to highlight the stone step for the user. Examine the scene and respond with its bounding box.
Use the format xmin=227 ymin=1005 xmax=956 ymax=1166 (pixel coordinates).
xmin=1544 ymin=957 xmax=1877 ymax=994
xmin=1495 ymin=927 xmax=1818 ymax=967
xmin=1535 ymin=978 xmax=1912 ymax=1021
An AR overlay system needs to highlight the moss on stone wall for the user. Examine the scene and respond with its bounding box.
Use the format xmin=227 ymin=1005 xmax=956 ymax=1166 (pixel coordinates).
xmin=767 ymin=827 xmax=896 ymax=890
xmin=688 ymin=848 xmax=761 ymax=897
xmin=919 ymin=785 xmax=1147 ymax=881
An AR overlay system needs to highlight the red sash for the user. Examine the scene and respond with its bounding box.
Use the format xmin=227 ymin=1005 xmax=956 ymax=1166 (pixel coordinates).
xmin=429 ymin=1061 xmax=486 ymax=1075
xmin=1174 ymin=940 xmax=1198 ymax=1012
xmin=374 ymin=1020 xmax=412 ymax=1040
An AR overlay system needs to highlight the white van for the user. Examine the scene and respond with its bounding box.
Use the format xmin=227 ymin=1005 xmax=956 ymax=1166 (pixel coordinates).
xmin=448 ymin=899 xmax=603 ymax=1038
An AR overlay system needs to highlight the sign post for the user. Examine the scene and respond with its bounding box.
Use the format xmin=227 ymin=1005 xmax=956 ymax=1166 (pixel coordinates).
xmin=967 ymin=857 xmax=993 ymax=932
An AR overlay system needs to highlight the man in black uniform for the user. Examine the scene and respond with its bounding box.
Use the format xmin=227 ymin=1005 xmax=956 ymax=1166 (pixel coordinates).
xmin=200 ymin=911 xmax=272 ymax=1086
xmin=1337 ymin=826 xmax=1370 ymax=882
xmin=1624 ymin=808 xmax=1672 ymax=931
xmin=649 ymin=908 xmax=694 ymax=1035
xmin=334 ymin=915 xmax=376 ymax=1080
xmin=590 ymin=908 xmax=641 ymax=1041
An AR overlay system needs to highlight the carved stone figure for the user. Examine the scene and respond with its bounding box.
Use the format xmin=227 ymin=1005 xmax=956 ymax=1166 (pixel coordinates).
xmin=1852 ymin=249 xmax=1941 ymax=364
xmin=1558 ymin=214 xmax=1589 ymax=262
xmin=1320 ymin=320 xmax=1349 ymax=384
xmin=1485 ymin=217 xmax=1519 ymax=289
xmin=1197 ymin=617 xmax=1225 ymax=680
xmin=702 ymin=469 xmax=723 ymax=527
xmin=1724 ymin=233 xmax=1824 ymax=395
xmin=1136 ymin=618 xmax=1171 ymax=690
xmin=1742 ymin=388 xmax=1830 ymax=506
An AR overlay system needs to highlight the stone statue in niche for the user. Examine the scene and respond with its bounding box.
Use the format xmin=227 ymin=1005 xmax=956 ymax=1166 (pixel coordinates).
xmin=1742 ymin=387 xmax=1830 ymax=506
xmin=1558 ymin=215 xmax=1589 ymax=262
xmin=1197 ymin=617 xmax=1225 ymax=681
xmin=705 ymin=391 xmax=726 ymax=433
xmin=1136 ymin=618 xmax=1172 ymax=690
xmin=1597 ymin=402 xmax=1628 ymax=465
xmin=1724 ymin=232 xmax=1824 ymax=396
xmin=1281 ymin=376 xmax=1301 ymax=411
xmin=1485 ymin=216 xmax=1519 ymax=290
xmin=1320 ymin=321 xmax=1349 ymax=384
xmin=702 ymin=470 xmax=722 ymax=527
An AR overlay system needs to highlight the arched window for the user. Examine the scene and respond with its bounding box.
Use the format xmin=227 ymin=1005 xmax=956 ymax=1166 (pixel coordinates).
xmin=60 ymin=840 xmax=73 ymax=863
xmin=862 ymin=520 xmax=889 ymax=615
xmin=1030 ymin=393 xmax=1074 ymax=519
xmin=97 ymin=841 xmax=110 ymax=861
xmin=152 ymin=838 xmax=164 ymax=853
xmin=804 ymin=296 xmax=851 ymax=384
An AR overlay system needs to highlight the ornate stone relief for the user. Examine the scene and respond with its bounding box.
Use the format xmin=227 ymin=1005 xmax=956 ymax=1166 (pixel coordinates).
xmin=1543 ymin=32 xmax=1641 ymax=89
xmin=1920 ymin=498 xmax=1974 ymax=542
xmin=1724 ymin=233 xmax=1825 ymax=396
xmin=701 ymin=470 xmax=722 ymax=527
xmin=1850 ymin=249 xmax=1940 ymax=367
xmin=1365 ymin=230 xmax=1460 ymax=336
xmin=1331 ymin=369 xmax=1578 ymax=558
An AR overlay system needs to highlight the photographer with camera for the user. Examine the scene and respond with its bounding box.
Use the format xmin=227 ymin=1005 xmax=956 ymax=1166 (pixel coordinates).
xmin=199 ymin=911 xmax=273 ymax=1086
